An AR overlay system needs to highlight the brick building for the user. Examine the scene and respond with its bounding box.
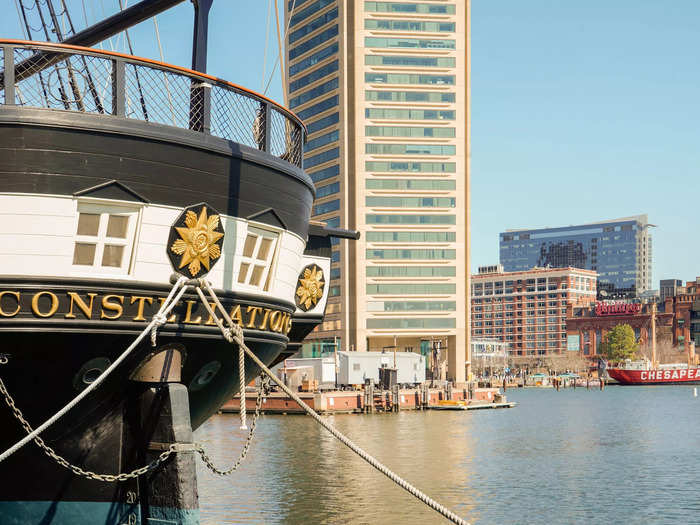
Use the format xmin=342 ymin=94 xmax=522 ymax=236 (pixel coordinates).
xmin=566 ymin=302 xmax=674 ymax=357
xmin=663 ymin=277 xmax=700 ymax=352
xmin=471 ymin=267 xmax=597 ymax=356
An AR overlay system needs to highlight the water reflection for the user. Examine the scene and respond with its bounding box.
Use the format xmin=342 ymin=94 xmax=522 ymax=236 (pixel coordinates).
xmin=195 ymin=386 xmax=700 ymax=524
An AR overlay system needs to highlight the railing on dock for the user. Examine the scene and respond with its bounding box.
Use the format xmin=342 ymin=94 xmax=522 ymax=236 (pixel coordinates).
xmin=0 ymin=39 xmax=305 ymax=168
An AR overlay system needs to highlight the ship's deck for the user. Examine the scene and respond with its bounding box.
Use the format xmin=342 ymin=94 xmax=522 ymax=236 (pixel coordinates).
xmin=0 ymin=39 xmax=306 ymax=168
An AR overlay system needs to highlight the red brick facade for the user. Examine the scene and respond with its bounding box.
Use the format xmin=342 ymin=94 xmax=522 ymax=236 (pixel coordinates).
xmin=663 ymin=277 xmax=700 ymax=353
xmin=566 ymin=302 xmax=673 ymax=357
xmin=471 ymin=267 xmax=597 ymax=356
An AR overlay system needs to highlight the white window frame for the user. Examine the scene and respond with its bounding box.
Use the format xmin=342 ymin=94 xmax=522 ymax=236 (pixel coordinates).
xmin=71 ymin=200 xmax=141 ymax=276
xmin=236 ymin=223 xmax=281 ymax=292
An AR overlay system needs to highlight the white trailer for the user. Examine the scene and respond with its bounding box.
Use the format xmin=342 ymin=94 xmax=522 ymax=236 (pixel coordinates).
xmin=338 ymin=352 xmax=383 ymax=386
xmin=337 ymin=351 xmax=425 ymax=387
xmin=284 ymin=357 xmax=337 ymax=389
xmin=394 ymin=352 xmax=426 ymax=385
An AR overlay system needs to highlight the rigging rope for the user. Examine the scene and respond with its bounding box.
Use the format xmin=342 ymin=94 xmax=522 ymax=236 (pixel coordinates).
xmin=262 ymin=0 xmax=273 ymax=92
xmin=263 ymin=0 xmax=297 ymax=97
xmin=0 ymin=275 xmax=469 ymax=523
xmin=195 ymin=280 xmax=470 ymax=525
xmin=13 ymin=0 xmax=30 ymax=40
xmin=0 ymin=276 xmax=189 ymax=465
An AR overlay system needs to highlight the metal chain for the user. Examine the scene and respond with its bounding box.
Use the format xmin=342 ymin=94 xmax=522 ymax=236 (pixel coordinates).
xmin=0 ymin=278 xmax=263 ymax=483
xmin=0 ymin=276 xmax=189 ymax=465
xmin=196 ymin=375 xmax=270 ymax=476
xmin=0 ymin=376 xmax=175 ymax=482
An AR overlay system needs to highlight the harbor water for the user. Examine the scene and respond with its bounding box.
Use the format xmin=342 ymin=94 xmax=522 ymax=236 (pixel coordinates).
xmin=195 ymin=386 xmax=700 ymax=524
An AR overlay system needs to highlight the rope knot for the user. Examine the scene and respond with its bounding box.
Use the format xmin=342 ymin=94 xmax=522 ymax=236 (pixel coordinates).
xmin=231 ymin=323 xmax=244 ymax=342
xmin=151 ymin=313 xmax=169 ymax=346
xmin=221 ymin=327 xmax=234 ymax=343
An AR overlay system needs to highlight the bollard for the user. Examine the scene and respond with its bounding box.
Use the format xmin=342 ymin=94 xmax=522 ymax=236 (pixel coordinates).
xmin=694 ymin=387 xmax=697 ymax=398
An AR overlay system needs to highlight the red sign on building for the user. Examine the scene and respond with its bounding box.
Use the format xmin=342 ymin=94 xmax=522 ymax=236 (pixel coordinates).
xmin=595 ymin=302 xmax=641 ymax=316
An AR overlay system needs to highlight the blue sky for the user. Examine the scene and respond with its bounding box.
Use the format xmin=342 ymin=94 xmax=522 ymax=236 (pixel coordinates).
xmin=2 ymin=1 xmax=698 ymax=286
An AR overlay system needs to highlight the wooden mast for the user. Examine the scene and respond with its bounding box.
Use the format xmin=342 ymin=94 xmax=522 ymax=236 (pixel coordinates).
xmin=651 ymin=301 xmax=657 ymax=369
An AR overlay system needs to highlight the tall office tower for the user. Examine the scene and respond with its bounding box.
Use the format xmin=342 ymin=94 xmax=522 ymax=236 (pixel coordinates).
xmin=285 ymin=1 xmax=470 ymax=382
xmin=499 ymin=215 xmax=653 ymax=299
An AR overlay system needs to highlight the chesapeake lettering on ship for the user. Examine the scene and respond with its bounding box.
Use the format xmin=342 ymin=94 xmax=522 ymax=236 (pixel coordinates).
xmin=640 ymin=369 xmax=700 ymax=381
xmin=0 ymin=289 xmax=292 ymax=334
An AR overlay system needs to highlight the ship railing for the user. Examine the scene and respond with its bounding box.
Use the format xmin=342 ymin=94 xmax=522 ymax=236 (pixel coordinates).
xmin=0 ymin=40 xmax=305 ymax=168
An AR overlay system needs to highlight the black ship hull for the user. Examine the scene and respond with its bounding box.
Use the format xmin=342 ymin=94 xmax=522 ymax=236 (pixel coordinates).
xmin=0 ymin=37 xmax=349 ymax=524
xmin=0 ymin=278 xmax=292 ymax=524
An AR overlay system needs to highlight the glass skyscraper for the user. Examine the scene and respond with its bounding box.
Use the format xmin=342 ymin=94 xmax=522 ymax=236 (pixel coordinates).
xmin=499 ymin=215 xmax=653 ymax=298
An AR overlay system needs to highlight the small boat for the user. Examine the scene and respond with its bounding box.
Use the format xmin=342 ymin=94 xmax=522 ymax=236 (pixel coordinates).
xmin=526 ymin=373 xmax=551 ymax=387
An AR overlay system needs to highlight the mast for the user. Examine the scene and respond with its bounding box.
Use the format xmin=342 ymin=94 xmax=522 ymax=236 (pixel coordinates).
xmin=274 ymin=0 xmax=287 ymax=105
xmin=3 ymin=0 xmax=187 ymax=88
xmin=651 ymin=301 xmax=657 ymax=369
xmin=189 ymin=0 xmax=214 ymax=131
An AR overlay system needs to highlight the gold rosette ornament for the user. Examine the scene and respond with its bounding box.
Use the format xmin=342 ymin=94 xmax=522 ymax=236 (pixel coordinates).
xmin=295 ymin=264 xmax=325 ymax=311
xmin=170 ymin=206 xmax=224 ymax=277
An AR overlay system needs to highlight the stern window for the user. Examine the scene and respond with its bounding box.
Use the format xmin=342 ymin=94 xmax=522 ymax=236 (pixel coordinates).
xmin=72 ymin=203 xmax=139 ymax=274
xmin=237 ymin=226 xmax=279 ymax=290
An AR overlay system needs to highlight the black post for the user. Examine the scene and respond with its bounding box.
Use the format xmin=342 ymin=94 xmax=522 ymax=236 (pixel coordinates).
xmin=112 ymin=59 xmax=126 ymax=116
xmin=189 ymin=0 xmax=214 ymax=132
xmin=127 ymin=346 xmax=198 ymax=523
xmin=190 ymin=0 xmax=214 ymax=74
xmin=3 ymin=47 xmax=14 ymax=105
xmin=264 ymin=102 xmax=272 ymax=152
xmin=136 ymin=384 xmax=198 ymax=522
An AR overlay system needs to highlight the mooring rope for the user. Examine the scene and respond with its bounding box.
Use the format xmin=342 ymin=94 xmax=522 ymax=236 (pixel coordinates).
xmin=0 ymin=275 xmax=189 ymax=465
xmin=196 ymin=280 xmax=469 ymax=525
xmin=193 ymin=283 xmax=247 ymax=430
xmin=0 ymin=274 xmax=469 ymax=523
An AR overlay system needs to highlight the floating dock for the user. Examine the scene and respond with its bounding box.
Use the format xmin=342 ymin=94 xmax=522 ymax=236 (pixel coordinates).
xmin=221 ymin=386 xmax=509 ymax=415
xmin=429 ymin=401 xmax=516 ymax=410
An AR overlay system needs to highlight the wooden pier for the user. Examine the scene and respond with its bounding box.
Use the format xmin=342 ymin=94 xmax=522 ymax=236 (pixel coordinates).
xmin=220 ymin=385 xmax=506 ymax=415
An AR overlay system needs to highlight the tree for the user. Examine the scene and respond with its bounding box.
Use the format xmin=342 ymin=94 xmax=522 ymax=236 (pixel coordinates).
xmin=600 ymin=324 xmax=639 ymax=362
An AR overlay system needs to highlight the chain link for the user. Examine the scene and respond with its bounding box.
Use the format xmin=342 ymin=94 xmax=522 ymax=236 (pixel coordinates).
xmin=0 ymin=372 xmax=269 ymax=481
xmin=196 ymin=375 xmax=269 ymax=476
xmin=0 ymin=376 xmax=175 ymax=482
xmin=0 ymin=278 xmax=266 ymax=482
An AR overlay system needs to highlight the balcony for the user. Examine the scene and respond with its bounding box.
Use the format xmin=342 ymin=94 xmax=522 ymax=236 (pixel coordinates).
xmin=0 ymin=40 xmax=304 ymax=167
xmin=0 ymin=40 xmax=316 ymax=240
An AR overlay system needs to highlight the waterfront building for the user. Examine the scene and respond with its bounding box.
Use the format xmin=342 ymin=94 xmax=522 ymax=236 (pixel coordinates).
xmin=470 ymin=339 xmax=510 ymax=376
xmin=471 ymin=267 xmax=597 ymax=357
xmin=499 ymin=215 xmax=654 ymax=298
xmin=662 ymin=277 xmax=700 ymax=352
xmin=565 ymin=279 xmax=699 ymax=361
xmin=285 ymin=1 xmax=470 ymax=381
xmin=566 ymin=302 xmax=673 ymax=358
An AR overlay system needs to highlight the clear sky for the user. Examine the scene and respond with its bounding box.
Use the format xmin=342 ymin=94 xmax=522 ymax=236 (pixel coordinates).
xmin=2 ymin=1 xmax=698 ymax=287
